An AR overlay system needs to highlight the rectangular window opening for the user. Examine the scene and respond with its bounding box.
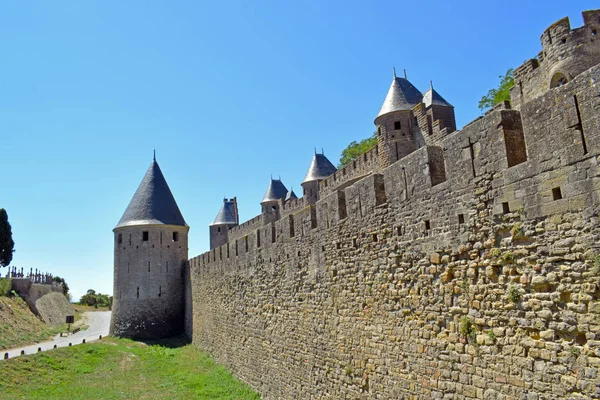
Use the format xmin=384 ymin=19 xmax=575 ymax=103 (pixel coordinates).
xmin=245 ymin=236 xmax=249 ymax=253
xmin=394 ymin=121 xmax=401 ymax=130
xmin=372 ymin=233 xmax=378 ymax=242
xmin=458 ymin=214 xmax=465 ymax=224
xmin=148 ymin=261 xmax=150 ymax=272
xmin=353 ymin=238 xmax=357 ymax=248
xmin=502 ymin=202 xmax=510 ymax=214
xmin=118 ymin=234 xmax=122 ymax=244
xmin=336 ymin=242 xmax=341 ymax=249
xmin=257 ymin=231 xmax=261 ymax=248
xmin=173 ymin=232 xmax=179 ymax=242
xmin=552 ymin=187 xmax=562 ymax=201
xmin=396 ymin=226 xmax=402 ymax=236
xmin=425 ymin=220 xmax=431 ymax=230
xmin=271 ymin=226 xmax=276 ymax=243
xmin=143 ymin=231 xmax=149 ymax=241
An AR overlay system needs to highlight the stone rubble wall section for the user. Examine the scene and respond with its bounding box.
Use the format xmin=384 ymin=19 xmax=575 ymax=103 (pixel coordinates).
xmin=188 ymin=65 xmax=600 ymax=399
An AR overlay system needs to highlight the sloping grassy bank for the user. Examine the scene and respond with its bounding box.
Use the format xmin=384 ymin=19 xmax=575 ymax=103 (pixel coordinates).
xmin=0 ymin=296 xmax=67 ymax=350
xmin=0 ymin=337 xmax=261 ymax=400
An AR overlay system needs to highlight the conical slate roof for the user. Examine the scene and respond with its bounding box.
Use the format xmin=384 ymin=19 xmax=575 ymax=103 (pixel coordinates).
xmin=115 ymin=159 xmax=186 ymax=229
xmin=261 ymin=179 xmax=288 ymax=203
xmin=302 ymin=153 xmax=337 ymax=184
xmin=285 ymin=189 xmax=298 ymax=201
xmin=422 ymin=87 xmax=453 ymax=108
xmin=376 ymin=76 xmax=423 ymax=119
xmin=210 ymin=200 xmax=237 ymax=226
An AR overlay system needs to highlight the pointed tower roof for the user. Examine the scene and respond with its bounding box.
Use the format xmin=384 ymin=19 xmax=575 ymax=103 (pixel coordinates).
xmin=376 ymin=75 xmax=423 ymax=119
xmin=115 ymin=158 xmax=186 ymax=229
xmin=210 ymin=199 xmax=237 ymax=226
xmin=285 ymin=189 xmax=298 ymax=201
xmin=422 ymin=84 xmax=453 ymax=108
xmin=302 ymin=153 xmax=337 ymax=184
xmin=261 ymin=178 xmax=288 ymax=203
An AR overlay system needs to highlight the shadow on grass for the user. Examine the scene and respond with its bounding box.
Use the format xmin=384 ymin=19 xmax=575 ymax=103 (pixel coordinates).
xmin=136 ymin=334 xmax=191 ymax=349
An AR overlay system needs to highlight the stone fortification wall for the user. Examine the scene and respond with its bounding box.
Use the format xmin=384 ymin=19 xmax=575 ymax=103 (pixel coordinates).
xmin=189 ymin=65 xmax=600 ymax=398
xmin=319 ymin=145 xmax=380 ymax=198
xmin=228 ymin=215 xmax=263 ymax=244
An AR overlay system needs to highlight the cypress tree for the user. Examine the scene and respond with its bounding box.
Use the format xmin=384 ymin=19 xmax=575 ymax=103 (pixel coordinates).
xmin=0 ymin=208 xmax=15 ymax=267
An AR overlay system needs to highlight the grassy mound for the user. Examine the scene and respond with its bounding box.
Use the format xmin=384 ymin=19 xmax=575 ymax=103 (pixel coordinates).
xmin=0 ymin=296 xmax=66 ymax=350
xmin=0 ymin=337 xmax=260 ymax=400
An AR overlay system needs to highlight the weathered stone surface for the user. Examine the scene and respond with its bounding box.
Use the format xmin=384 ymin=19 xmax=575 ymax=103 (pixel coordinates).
xmin=187 ymin=11 xmax=600 ymax=400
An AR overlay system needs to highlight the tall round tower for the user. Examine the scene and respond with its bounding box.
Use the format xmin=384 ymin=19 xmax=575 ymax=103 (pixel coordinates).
xmin=110 ymin=156 xmax=189 ymax=340
xmin=375 ymin=70 xmax=423 ymax=168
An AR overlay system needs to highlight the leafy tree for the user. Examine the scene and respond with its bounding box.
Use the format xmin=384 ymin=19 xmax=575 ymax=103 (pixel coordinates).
xmin=0 ymin=209 xmax=15 ymax=268
xmin=53 ymin=276 xmax=70 ymax=297
xmin=79 ymin=289 xmax=111 ymax=307
xmin=338 ymin=132 xmax=378 ymax=168
xmin=478 ymin=68 xmax=515 ymax=111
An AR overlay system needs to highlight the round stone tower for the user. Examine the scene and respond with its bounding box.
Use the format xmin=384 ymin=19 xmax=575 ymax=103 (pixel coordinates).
xmin=301 ymin=151 xmax=337 ymax=205
xmin=110 ymin=156 xmax=189 ymax=340
xmin=375 ymin=70 xmax=423 ymax=168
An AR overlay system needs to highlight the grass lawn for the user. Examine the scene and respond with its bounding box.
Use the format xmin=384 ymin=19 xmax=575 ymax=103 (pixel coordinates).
xmin=0 ymin=337 xmax=260 ymax=400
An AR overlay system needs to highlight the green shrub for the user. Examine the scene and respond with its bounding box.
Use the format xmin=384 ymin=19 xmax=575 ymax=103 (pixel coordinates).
xmin=459 ymin=316 xmax=475 ymax=342
xmin=0 ymin=278 xmax=12 ymax=296
xmin=501 ymin=251 xmax=514 ymax=264
xmin=507 ymin=285 xmax=521 ymax=303
xmin=489 ymin=248 xmax=502 ymax=258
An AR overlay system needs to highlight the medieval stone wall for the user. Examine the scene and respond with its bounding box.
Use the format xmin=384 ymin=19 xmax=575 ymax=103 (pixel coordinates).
xmin=188 ymin=63 xmax=600 ymax=399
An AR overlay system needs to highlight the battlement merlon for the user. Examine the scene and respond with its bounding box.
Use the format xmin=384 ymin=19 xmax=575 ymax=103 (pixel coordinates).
xmin=511 ymin=9 xmax=600 ymax=110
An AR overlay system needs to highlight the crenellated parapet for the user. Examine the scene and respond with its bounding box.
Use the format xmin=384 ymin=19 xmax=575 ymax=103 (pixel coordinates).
xmin=195 ymin=63 xmax=600 ymax=268
xmin=511 ymin=10 xmax=600 ymax=110
xmin=318 ymin=145 xmax=380 ymax=198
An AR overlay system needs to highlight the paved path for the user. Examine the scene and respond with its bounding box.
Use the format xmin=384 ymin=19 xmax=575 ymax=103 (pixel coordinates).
xmin=2 ymin=311 xmax=111 ymax=360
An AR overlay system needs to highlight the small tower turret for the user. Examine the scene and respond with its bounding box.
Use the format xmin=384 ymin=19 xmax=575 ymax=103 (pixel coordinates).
xmin=111 ymin=157 xmax=189 ymax=340
xmin=261 ymin=178 xmax=288 ymax=225
xmin=375 ymin=70 xmax=423 ymax=168
xmin=209 ymin=198 xmax=239 ymax=250
xmin=285 ymin=189 xmax=298 ymax=201
xmin=301 ymin=151 xmax=337 ymax=205
xmin=412 ymin=82 xmax=456 ymax=145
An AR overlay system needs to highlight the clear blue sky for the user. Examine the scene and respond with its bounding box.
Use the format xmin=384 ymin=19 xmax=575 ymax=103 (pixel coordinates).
xmin=1 ymin=1 xmax=596 ymax=300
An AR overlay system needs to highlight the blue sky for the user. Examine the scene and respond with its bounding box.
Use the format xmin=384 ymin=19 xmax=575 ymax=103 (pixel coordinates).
xmin=1 ymin=1 xmax=596 ymax=300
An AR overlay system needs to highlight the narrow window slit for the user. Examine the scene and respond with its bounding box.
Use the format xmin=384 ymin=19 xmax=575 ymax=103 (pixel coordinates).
xmin=552 ymin=187 xmax=562 ymax=200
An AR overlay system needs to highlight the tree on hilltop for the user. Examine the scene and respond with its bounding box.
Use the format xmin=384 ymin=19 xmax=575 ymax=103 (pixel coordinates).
xmin=338 ymin=132 xmax=378 ymax=168
xmin=478 ymin=68 xmax=515 ymax=111
xmin=0 ymin=209 xmax=15 ymax=268
xmin=53 ymin=276 xmax=70 ymax=297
